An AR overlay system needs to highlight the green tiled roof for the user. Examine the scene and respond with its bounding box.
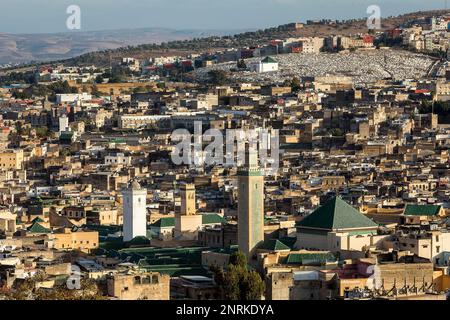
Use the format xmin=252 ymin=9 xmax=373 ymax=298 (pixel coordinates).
xmin=261 ymin=56 xmax=277 ymax=63
xmin=404 ymin=204 xmax=442 ymax=216
xmin=83 ymin=224 xmax=121 ymax=236
xmin=202 ymin=214 xmax=226 ymax=225
xmin=150 ymin=217 xmax=175 ymax=228
xmin=59 ymin=132 xmax=74 ymax=139
xmin=260 ymin=239 xmax=291 ymax=251
xmin=28 ymin=222 xmax=51 ymax=234
xmin=31 ymin=217 xmax=45 ymax=223
xmin=138 ymin=263 xmax=208 ymax=277
xmin=297 ymin=196 xmax=378 ymax=231
xmin=212 ymin=245 xmax=239 ymax=255
xmin=285 ymin=252 xmax=336 ymax=265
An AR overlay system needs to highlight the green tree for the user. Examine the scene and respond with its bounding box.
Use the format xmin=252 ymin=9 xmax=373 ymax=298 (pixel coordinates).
xmin=12 ymin=90 xmax=32 ymax=100
xmin=35 ymin=126 xmax=51 ymax=139
xmin=329 ymin=128 xmax=344 ymax=136
xmin=95 ymin=75 xmax=104 ymax=84
xmin=229 ymin=251 xmax=247 ymax=267
xmin=284 ymin=77 xmax=301 ymax=92
xmin=243 ymin=271 xmax=265 ymax=300
xmin=211 ymin=250 xmax=264 ymax=300
xmin=208 ymin=70 xmax=228 ymax=85
xmin=237 ymin=59 xmax=247 ymax=69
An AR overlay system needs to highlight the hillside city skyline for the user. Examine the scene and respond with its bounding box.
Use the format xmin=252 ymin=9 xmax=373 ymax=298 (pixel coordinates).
xmin=0 ymin=1 xmax=449 ymax=308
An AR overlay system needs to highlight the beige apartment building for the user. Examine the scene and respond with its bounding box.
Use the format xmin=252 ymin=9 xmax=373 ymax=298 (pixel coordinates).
xmin=396 ymin=231 xmax=450 ymax=264
xmin=0 ymin=149 xmax=24 ymax=170
xmin=46 ymin=228 xmax=99 ymax=253
xmin=0 ymin=210 xmax=16 ymax=234
xmin=362 ymin=141 xmax=395 ymax=157
xmin=436 ymin=81 xmax=450 ymax=101
xmin=321 ymin=176 xmax=346 ymax=190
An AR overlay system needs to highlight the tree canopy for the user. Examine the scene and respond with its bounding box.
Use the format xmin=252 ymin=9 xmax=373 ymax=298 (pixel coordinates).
xmin=211 ymin=250 xmax=265 ymax=300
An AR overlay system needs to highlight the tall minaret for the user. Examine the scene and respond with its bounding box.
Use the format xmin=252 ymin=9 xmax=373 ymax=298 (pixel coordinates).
xmin=237 ymin=145 xmax=264 ymax=259
xmin=122 ymin=180 xmax=147 ymax=242
xmin=174 ymin=183 xmax=202 ymax=240
xmin=180 ymin=183 xmax=196 ymax=216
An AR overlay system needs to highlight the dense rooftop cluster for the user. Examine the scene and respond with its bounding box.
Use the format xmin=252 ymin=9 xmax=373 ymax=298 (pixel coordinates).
xmin=0 ymin=12 xmax=449 ymax=301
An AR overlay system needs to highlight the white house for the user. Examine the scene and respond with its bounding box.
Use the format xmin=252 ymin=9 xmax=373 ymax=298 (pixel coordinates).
xmin=250 ymin=57 xmax=279 ymax=73
xmin=56 ymin=93 xmax=92 ymax=104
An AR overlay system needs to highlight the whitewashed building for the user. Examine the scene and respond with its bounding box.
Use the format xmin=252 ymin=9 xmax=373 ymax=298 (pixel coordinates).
xmin=250 ymin=57 xmax=279 ymax=73
xmin=122 ymin=181 xmax=147 ymax=242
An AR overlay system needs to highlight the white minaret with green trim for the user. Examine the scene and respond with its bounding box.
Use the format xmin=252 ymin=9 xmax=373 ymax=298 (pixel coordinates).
xmin=237 ymin=145 xmax=264 ymax=259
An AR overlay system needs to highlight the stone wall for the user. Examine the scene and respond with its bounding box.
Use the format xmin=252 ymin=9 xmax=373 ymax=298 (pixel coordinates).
xmin=107 ymin=272 xmax=170 ymax=300
xmin=374 ymin=262 xmax=434 ymax=292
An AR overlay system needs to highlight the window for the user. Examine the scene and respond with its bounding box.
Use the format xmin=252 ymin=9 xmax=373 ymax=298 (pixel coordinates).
xmin=142 ymin=277 xmax=151 ymax=284
xmin=436 ymin=246 xmax=440 ymax=253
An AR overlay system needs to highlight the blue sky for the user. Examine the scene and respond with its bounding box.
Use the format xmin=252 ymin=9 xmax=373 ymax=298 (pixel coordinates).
xmin=0 ymin=0 xmax=447 ymax=34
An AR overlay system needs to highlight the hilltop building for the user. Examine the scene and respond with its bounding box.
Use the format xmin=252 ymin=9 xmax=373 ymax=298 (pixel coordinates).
xmin=250 ymin=57 xmax=279 ymax=73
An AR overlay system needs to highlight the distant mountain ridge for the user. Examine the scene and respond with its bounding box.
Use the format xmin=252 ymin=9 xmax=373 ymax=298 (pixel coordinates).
xmin=1 ymin=9 xmax=448 ymax=67
xmin=0 ymin=27 xmax=249 ymax=65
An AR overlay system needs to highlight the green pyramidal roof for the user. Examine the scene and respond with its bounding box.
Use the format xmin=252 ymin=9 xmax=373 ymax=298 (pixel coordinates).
xmin=297 ymin=197 xmax=378 ymax=231
xmin=260 ymin=239 xmax=291 ymax=251
xmin=261 ymin=56 xmax=277 ymax=63
xmin=28 ymin=222 xmax=51 ymax=234
xmin=31 ymin=217 xmax=45 ymax=223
